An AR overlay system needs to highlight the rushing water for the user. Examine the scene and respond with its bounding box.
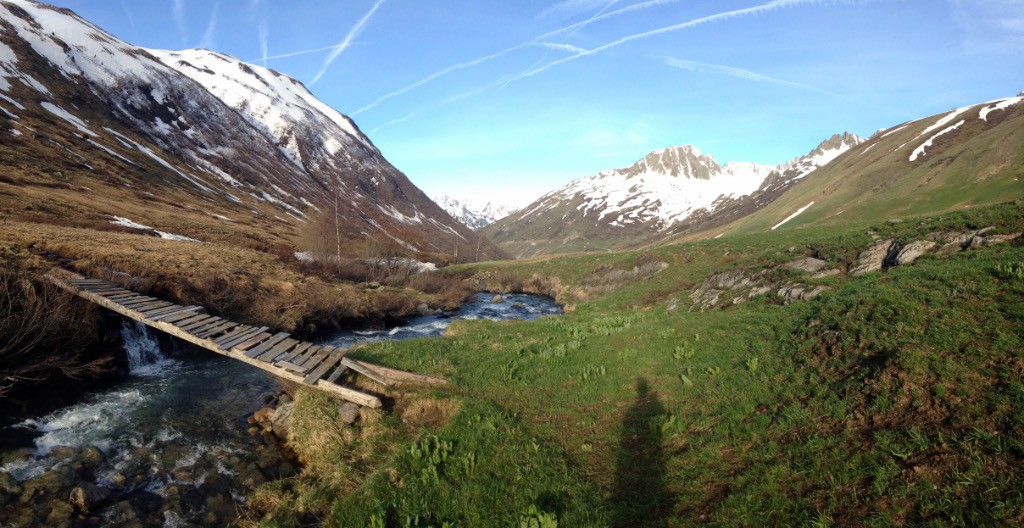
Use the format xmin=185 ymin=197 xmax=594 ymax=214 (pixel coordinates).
xmin=0 ymin=293 xmax=560 ymax=526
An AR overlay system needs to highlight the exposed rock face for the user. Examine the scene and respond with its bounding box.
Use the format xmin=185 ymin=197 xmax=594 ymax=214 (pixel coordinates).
xmin=896 ymin=241 xmax=937 ymax=265
xmin=785 ymin=257 xmax=828 ymax=273
xmin=851 ymin=239 xmax=897 ymax=276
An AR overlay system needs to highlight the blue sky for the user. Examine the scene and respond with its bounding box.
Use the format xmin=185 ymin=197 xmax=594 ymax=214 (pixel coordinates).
xmin=47 ymin=0 xmax=1024 ymax=207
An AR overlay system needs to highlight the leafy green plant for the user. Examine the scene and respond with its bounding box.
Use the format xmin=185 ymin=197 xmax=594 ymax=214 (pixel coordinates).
xmin=578 ymin=365 xmax=606 ymax=381
xmin=518 ymin=505 xmax=559 ymax=528
xmin=673 ymin=345 xmax=695 ymax=360
xmin=706 ymin=366 xmax=721 ymax=376
xmin=745 ymin=356 xmax=760 ymax=373
xmin=994 ymin=261 xmax=1024 ymax=279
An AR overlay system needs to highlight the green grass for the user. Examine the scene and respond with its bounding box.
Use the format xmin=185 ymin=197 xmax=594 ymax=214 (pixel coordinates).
xmin=252 ymin=200 xmax=1024 ymax=527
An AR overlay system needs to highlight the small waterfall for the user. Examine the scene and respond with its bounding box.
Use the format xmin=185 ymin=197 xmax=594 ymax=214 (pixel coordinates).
xmin=120 ymin=320 xmax=167 ymax=373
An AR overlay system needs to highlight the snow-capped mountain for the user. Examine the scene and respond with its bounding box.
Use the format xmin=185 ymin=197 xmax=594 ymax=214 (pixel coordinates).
xmin=434 ymin=195 xmax=519 ymax=230
xmin=0 ymin=0 xmax=501 ymax=260
xmin=484 ymin=134 xmax=861 ymax=257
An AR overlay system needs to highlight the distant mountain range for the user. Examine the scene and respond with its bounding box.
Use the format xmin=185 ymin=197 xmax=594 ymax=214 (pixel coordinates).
xmin=484 ymin=133 xmax=862 ymax=257
xmin=433 ymin=195 xmax=519 ymax=230
xmin=0 ymin=0 xmax=503 ymax=261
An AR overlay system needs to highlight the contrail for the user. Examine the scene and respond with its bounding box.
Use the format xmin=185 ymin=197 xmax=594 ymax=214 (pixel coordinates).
xmin=197 ymin=3 xmax=219 ymax=50
xmin=350 ymin=43 xmax=528 ymax=116
xmin=662 ymin=57 xmax=829 ymax=93
xmin=536 ymin=42 xmax=589 ymax=54
xmin=512 ymin=0 xmax=819 ymax=83
xmin=258 ymin=20 xmax=269 ymax=66
xmin=173 ymin=0 xmax=186 ymax=45
xmin=351 ymin=0 xmax=666 ymax=116
xmin=310 ymin=0 xmax=386 ymax=86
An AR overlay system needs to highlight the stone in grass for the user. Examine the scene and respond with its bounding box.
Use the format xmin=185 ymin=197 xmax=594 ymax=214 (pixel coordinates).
xmin=850 ymin=239 xmax=896 ymax=276
xmin=784 ymin=257 xmax=828 ymax=273
xmin=338 ymin=402 xmax=360 ymax=425
xmin=895 ymin=240 xmax=937 ymax=265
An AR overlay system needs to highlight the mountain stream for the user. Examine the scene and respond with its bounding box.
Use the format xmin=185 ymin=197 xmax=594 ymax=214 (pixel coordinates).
xmin=0 ymin=292 xmax=560 ymax=527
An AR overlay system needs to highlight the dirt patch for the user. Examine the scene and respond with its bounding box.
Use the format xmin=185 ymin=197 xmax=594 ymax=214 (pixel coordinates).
xmin=400 ymin=397 xmax=461 ymax=429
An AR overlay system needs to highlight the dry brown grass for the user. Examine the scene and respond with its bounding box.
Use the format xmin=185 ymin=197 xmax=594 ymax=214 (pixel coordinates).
xmin=399 ymin=397 xmax=461 ymax=429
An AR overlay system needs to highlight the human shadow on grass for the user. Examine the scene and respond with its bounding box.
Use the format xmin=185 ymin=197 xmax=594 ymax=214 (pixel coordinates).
xmin=612 ymin=378 xmax=673 ymax=527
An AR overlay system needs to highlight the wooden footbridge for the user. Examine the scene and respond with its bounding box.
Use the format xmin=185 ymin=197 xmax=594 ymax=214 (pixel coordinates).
xmin=46 ymin=270 xmax=445 ymax=408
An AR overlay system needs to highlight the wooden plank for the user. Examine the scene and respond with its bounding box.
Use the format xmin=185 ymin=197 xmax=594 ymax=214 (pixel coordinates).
xmin=128 ymin=301 xmax=173 ymax=312
xmin=244 ymin=332 xmax=290 ymax=358
xmin=340 ymin=357 xmax=394 ymax=387
xmin=196 ymin=321 xmax=237 ymax=339
xmin=298 ymin=345 xmax=333 ymax=369
xmin=106 ymin=293 xmax=141 ymax=301
xmin=149 ymin=304 xmax=201 ymax=321
xmin=93 ymin=289 xmax=133 ymax=296
xmin=355 ymin=361 xmax=448 ymax=385
xmin=255 ymin=338 xmax=300 ymax=363
xmin=281 ymin=347 xmax=327 ymax=374
xmin=218 ymin=326 xmax=268 ymax=350
xmin=140 ymin=304 xmax=187 ymax=317
xmin=150 ymin=306 xmax=202 ymax=323
xmin=276 ymin=342 xmax=312 ymax=365
xmin=118 ymin=297 xmax=159 ymax=307
xmin=230 ymin=332 xmax=272 ymax=352
xmin=179 ymin=315 xmax=220 ymax=331
xmin=278 ymin=345 xmax=321 ymax=373
xmin=171 ymin=313 xmax=208 ymax=327
xmin=324 ymin=363 xmax=349 ymax=384
xmin=303 ymin=351 xmax=346 ymax=385
xmin=185 ymin=317 xmax=225 ymax=334
xmin=212 ymin=324 xmax=255 ymax=346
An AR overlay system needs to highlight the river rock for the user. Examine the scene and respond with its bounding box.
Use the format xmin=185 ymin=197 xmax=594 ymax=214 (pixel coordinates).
xmin=49 ymin=446 xmax=77 ymax=461
xmin=105 ymin=500 xmax=139 ymax=526
xmin=491 ymin=294 xmax=504 ymax=303
xmin=0 ymin=448 xmax=31 ymax=466
xmin=270 ymin=402 xmax=294 ymax=438
xmin=895 ymin=240 xmax=936 ymax=265
xmin=20 ymin=467 xmax=78 ymax=503
xmin=338 ymin=402 xmax=360 ymax=425
xmin=0 ymin=472 xmax=20 ymax=505
xmin=416 ymin=303 xmax=433 ymax=315
xmin=785 ymin=257 xmax=828 ymax=273
xmin=851 ymin=239 xmax=896 ymax=276
xmin=69 ymin=482 xmax=110 ymax=511
xmin=44 ymin=499 xmax=75 ymax=526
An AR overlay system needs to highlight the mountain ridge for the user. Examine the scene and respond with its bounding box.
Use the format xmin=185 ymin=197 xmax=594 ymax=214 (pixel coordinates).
xmin=0 ymin=0 xmax=502 ymax=261
xmin=484 ymin=132 xmax=861 ymax=257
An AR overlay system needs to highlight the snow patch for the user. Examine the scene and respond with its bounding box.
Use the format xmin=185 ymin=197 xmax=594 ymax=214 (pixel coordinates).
xmin=40 ymin=102 xmax=96 ymax=136
xmin=771 ymin=202 xmax=815 ymax=231
xmin=978 ymin=96 xmax=1023 ymax=121
xmin=909 ymin=120 xmax=965 ymax=162
xmin=109 ymin=216 xmax=200 ymax=242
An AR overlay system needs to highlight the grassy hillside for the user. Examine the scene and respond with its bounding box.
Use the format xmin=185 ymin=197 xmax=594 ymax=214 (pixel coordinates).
xmin=250 ymin=200 xmax=1024 ymax=527
xmin=694 ymin=100 xmax=1024 ymax=241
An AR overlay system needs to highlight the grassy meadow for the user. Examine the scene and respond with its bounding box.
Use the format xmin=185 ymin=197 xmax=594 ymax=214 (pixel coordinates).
xmin=249 ymin=200 xmax=1024 ymax=527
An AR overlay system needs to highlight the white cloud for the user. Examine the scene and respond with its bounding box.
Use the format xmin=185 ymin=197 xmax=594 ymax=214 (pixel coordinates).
xmin=950 ymin=0 xmax=1024 ymax=50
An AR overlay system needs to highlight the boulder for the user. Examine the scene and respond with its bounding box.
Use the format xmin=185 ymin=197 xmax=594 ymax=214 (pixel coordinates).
xmin=491 ymin=295 xmax=504 ymax=303
xmin=338 ymin=402 xmax=360 ymax=425
xmin=850 ymin=239 xmax=896 ymax=276
xmin=803 ymin=286 xmax=830 ymax=300
xmin=69 ymin=482 xmax=110 ymax=511
xmin=45 ymin=500 xmax=75 ymax=527
xmin=785 ymin=257 xmax=828 ymax=273
xmin=747 ymin=286 xmax=771 ymax=299
xmin=269 ymin=402 xmax=295 ymax=439
xmin=895 ymin=240 xmax=936 ymax=265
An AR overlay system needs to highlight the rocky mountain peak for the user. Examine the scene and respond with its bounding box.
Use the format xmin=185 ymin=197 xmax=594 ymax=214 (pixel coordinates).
xmin=622 ymin=144 xmax=722 ymax=179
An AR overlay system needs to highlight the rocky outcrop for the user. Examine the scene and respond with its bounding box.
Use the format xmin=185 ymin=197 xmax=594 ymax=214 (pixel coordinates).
xmin=851 ymin=239 xmax=897 ymax=276
xmin=686 ymin=226 xmax=1019 ymax=312
xmin=895 ymin=240 xmax=937 ymax=265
